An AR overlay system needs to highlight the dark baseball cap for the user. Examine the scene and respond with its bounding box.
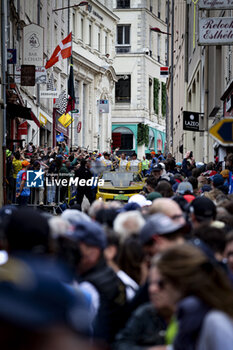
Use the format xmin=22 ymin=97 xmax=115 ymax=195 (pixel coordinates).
xmin=211 ymin=174 xmax=224 ymax=187
xmin=72 ymin=220 xmax=107 ymax=249
xmin=151 ymin=164 xmax=162 ymax=172
xmin=139 ymin=213 xmax=185 ymax=244
xmin=190 ymin=197 xmax=216 ymax=221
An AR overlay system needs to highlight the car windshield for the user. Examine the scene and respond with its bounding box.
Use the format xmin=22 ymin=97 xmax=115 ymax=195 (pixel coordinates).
xmin=102 ymin=172 xmax=142 ymax=187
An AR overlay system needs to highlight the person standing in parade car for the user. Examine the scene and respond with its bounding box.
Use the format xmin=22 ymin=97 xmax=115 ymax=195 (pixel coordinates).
xmin=127 ymin=153 xmax=142 ymax=173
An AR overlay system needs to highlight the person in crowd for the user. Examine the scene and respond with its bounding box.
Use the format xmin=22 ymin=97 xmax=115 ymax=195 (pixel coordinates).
xmin=59 ymin=141 xmax=69 ymax=156
xmin=189 ymin=196 xmax=216 ymax=229
xmin=114 ymin=254 xmax=176 ymax=350
xmin=139 ymin=213 xmax=186 ymax=260
xmin=149 ymin=198 xmax=186 ymax=226
xmin=141 ymin=155 xmax=150 ymax=176
xmin=72 ymin=220 xmax=128 ymax=343
xmin=15 ymin=160 xmax=31 ymax=206
xmin=224 ymin=231 xmax=233 ymax=275
xmin=155 ymin=181 xmax=173 ymax=198
xmin=75 ymin=159 xmax=94 ymax=207
xmin=113 ymin=210 xmax=145 ymax=241
xmin=152 ymin=243 xmax=233 ymax=350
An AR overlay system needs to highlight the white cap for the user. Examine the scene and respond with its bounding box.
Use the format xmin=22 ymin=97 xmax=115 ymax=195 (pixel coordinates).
xmin=128 ymin=194 xmax=152 ymax=207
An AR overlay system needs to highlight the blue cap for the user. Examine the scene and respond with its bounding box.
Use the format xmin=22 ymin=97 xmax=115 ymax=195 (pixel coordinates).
xmin=72 ymin=221 xmax=107 ymax=249
xmin=0 ymin=254 xmax=92 ymax=334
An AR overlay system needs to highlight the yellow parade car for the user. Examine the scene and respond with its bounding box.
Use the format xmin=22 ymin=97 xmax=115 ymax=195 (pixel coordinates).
xmin=96 ymin=171 xmax=144 ymax=201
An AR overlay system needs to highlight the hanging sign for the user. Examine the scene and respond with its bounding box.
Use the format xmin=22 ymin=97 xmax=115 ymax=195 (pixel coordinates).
xmin=199 ymin=17 xmax=233 ymax=45
xmin=199 ymin=0 xmax=233 ymax=9
xmin=23 ymin=24 xmax=44 ymax=65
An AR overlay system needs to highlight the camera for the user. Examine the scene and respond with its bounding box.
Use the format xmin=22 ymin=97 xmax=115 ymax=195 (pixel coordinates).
xmin=189 ymin=151 xmax=193 ymax=159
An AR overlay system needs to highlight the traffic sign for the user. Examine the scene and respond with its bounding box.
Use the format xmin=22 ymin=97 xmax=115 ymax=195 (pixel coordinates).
xmin=209 ymin=118 xmax=233 ymax=145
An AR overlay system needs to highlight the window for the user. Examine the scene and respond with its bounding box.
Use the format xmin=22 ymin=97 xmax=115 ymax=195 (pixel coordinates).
xmin=81 ymin=17 xmax=84 ymax=41
xmin=116 ymin=25 xmax=130 ymax=53
xmin=117 ymin=0 xmax=130 ymax=8
xmin=158 ymin=0 xmax=161 ymax=18
xmin=89 ymin=23 xmax=92 ymax=46
xmin=115 ymin=75 xmax=131 ymax=103
xmin=157 ymin=34 xmax=161 ymax=62
xmin=105 ymin=34 xmax=108 ymax=54
xmin=98 ymin=32 xmax=100 ymax=51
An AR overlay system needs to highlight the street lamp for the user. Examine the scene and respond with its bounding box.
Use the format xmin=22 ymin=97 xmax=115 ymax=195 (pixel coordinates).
xmin=52 ymin=1 xmax=88 ymax=12
xmin=150 ymin=27 xmax=171 ymax=36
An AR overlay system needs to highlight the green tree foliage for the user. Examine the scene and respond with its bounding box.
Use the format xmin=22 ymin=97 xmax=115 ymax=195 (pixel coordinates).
xmin=161 ymin=82 xmax=166 ymax=117
xmin=154 ymin=78 xmax=160 ymax=115
xmin=137 ymin=123 xmax=149 ymax=146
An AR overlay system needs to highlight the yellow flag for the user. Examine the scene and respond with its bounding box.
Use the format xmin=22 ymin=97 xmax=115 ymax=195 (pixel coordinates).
xmin=58 ymin=113 xmax=74 ymax=128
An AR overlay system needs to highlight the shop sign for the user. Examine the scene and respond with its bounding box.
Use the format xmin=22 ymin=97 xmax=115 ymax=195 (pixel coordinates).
xmin=199 ymin=0 xmax=233 ymax=9
xmin=183 ymin=111 xmax=200 ymax=132
xmin=199 ymin=17 xmax=233 ymax=45
xmin=23 ymin=24 xmax=43 ymax=65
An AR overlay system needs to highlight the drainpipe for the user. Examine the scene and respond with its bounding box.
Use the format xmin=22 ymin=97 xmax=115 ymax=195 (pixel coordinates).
xmin=204 ymin=45 xmax=209 ymax=163
xmin=170 ymin=0 xmax=174 ymax=152
xmin=2 ymin=0 xmax=7 ymax=204
xmin=165 ymin=0 xmax=170 ymax=155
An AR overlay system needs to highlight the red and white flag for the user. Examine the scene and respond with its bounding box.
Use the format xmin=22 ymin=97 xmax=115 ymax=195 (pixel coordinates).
xmin=45 ymin=32 xmax=72 ymax=69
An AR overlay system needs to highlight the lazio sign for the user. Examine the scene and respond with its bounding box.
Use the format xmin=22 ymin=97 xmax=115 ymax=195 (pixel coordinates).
xmin=58 ymin=113 xmax=74 ymax=128
xmin=209 ymin=118 xmax=233 ymax=145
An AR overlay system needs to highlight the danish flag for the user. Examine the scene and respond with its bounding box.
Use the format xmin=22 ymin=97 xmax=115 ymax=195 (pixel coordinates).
xmin=45 ymin=32 xmax=72 ymax=69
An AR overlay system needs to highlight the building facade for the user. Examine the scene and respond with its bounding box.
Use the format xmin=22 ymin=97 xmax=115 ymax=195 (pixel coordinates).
xmin=111 ymin=0 xmax=166 ymax=158
xmin=168 ymin=0 xmax=233 ymax=163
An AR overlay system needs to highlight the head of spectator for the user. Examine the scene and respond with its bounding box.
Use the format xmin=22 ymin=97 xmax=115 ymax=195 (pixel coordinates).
xmin=149 ymin=198 xmax=186 ymax=226
xmin=61 ymin=209 xmax=91 ymax=227
xmin=4 ymin=208 xmax=50 ymax=255
xmin=151 ymin=164 xmax=163 ymax=179
xmin=14 ymin=151 xmax=21 ymax=160
xmin=192 ymin=224 xmax=226 ymax=261
xmin=22 ymin=160 xmax=30 ymax=169
xmin=120 ymin=153 xmax=126 ymax=160
xmin=118 ymin=236 xmax=147 ymax=286
xmin=113 ymin=211 xmax=145 ymax=242
xmin=71 ymin=221 xmax=107 ymax=275
xmin=188 ymin=176 xmax=198 ymax=192
xmin=224 ymin=232 xmax=233 ymax=274
xmin=206 ymin=161 xmax=215 ymax=170
xmin=128 ymin=194 xmax=152 ymax=208
xmin=131 ymin=152 xmax=137 ymax=160
xmin=197 ymin=175 xmax=208 ymax=189
xmin=151 ymin=243 xmax=233 ymax=329
xmin=88 ymin=199 xmax=106 ymax=220
xmin=200 ymin=184 xmax=212 ymax=193
xmin=139 ymin=213 xmax=186 ymax=259
xmin=145 ymin=176 xmax=158 ymax=193
xmin=176 ymin=181 xmax=193 ymax=196
xmin=189 ymin=197 xmax=216 ymax=229
xmin=155 ymin=181 xmax=173 ymax=198
xmin=220 ymin=169 xmax=230 ymax=180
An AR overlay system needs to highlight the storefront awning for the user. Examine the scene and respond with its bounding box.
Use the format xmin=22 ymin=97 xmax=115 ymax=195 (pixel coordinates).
xmin=7 ymin=103 xmax=40 ymax=128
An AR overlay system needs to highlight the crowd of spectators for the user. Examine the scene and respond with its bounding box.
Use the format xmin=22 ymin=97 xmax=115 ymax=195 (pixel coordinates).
xmin=1 ymin=149 xmax=233 ymax=349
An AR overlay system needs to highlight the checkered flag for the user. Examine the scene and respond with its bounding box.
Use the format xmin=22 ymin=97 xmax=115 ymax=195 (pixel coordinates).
xmin=47 ymin=73 xmax=55 ymax=91
xmin=54 ymin=90 xmax=67 ymax=115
